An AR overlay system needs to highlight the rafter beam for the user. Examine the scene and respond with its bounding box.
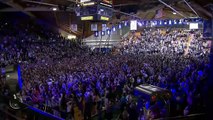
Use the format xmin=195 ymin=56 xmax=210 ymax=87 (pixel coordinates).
xmin=114 ymin=3 xmax=139 ymax=7
xmin=190 ymin=1 xmax=213 ymax=18
xmin=0 ymin=0 xmax=35 ymax=17
xmin=0 ymin=7 xmax=76 ymax=12
xmin=22 ymin=0 xmax=57 ymax=7
xmin=183 ymin=0 xmax=199 ymax=17
xmin=158 ymin=0 xmax=186 ymax=18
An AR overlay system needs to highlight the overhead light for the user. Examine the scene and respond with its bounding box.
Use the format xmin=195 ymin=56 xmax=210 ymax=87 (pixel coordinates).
xmin=52 ymin=7 xmax=57 ymax=11
xmin=173 ymin=12 xmax=177 ymax=15
xmin=83 ymin=2 xmax=95 ymax=6
xmin=100 ymin=16 xmax=109 ymax=21
xmin=81 ymin=16 xmax=93 ymax=20
xmin=67 ymin=35 xmax=76 ymax=39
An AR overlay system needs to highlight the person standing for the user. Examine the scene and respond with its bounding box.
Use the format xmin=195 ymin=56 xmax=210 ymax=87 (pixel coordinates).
xmin=84 ymin=91 xmax=92 ymax=120
xmin=66 ymin=98 xmax=74 ymax=120
xmin=60 ymin=93 xmax=67 ymax=119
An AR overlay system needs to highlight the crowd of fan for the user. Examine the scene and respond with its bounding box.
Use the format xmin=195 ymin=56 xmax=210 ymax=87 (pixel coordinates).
xmin=0 ymin=19 xmax=210 ymax=120
xmin=118 ymin=28 xmax=210 ymax=57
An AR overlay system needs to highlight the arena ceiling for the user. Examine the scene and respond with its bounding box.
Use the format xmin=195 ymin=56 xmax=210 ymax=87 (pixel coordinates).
xmin=0 ymin=0 xmax=212 ymax=37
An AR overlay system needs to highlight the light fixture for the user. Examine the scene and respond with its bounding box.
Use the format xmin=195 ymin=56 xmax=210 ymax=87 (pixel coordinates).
xmin=52 ymin=7 xmax=57 ymax=11
xmin=67 ymin=35 xmax=76 ymax=39
xmin=100 ymin=16 xmax=109 ymax=21
xmin=83 ymin=2 xmax=95 ymax=6
xmin=81 ymin=16 xmax=93 ymax=20
xmin=173 ymin=12 xmax=177 ymax=15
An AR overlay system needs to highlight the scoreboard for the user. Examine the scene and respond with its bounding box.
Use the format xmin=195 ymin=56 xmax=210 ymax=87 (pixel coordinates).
xmin=78 ymin=0 xmax=113 ymax=21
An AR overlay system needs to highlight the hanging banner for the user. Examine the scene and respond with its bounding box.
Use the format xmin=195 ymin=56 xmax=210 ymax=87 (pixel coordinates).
xmin=71 ymin=24 xmax=77 ymax=31
xmin=203 ymin=20 xmax=213 ymax=40
xmin=102 ymin=24 xmax=107 ymax=31
xmin=94 ymin=31 xmax=99 ymax=37
xmin=155 ymin=8 xmax=164 ymax=19
xmin=91 ymin=24 xmax=98 ymax=31
xmin=130 ymin=20 xmax=137 ymax=30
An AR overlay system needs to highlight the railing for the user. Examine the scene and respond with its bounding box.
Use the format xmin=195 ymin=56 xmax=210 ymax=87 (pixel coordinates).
xmin=0 ymin=105 xmax=65 ymax=120
xmin=0 ymin=96 xmax=64 ymax=120
xmin=0 ymin=105 xmax=23 ymax=120
xmin=154 ymin=113 xmax=206 ymax=120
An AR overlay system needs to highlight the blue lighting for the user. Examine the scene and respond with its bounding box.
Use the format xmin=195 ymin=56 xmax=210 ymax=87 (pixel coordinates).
xmin=17 ymin=65 xmax=23 ymax=90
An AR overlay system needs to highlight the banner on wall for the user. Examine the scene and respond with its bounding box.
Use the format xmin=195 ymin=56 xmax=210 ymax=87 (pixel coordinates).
xmin=155 ymin=8 xmax=164 ymax=19
xmin=102 ymin=24 xmax=107 ymax=31
xmin=91 ymin=24 xmax=98 ymax=31
xmin=130 ymin=20 xmax=137 ymax=30
xmin=203 ymin=20 xmax=213 ymax=40
xmin=94 ymin=31 xmax=99 ymax=37
xmin=71 ymin=24 xmax=77 ymax=31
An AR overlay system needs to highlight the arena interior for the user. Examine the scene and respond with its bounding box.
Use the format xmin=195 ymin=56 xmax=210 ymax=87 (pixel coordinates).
xmin=0 ymin=0 xmax=213 ymax=120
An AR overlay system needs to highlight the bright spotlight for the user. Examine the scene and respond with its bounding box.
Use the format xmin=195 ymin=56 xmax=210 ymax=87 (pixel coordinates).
xmin=52 ymin=7 xmax=57 ymax=11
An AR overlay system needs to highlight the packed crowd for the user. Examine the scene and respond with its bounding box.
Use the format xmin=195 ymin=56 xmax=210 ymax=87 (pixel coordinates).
xmin=118 ymin=28 xmax=210 ymax=57
xmin=0 ymin=19 xmax=85 ymax=67
xmin=0 ymin=19 xmax=210 ymax=120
